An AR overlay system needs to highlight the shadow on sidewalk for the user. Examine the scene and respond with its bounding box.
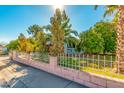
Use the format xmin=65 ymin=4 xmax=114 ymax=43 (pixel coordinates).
xmin=1 ymin=59 xmax=88 ymax=88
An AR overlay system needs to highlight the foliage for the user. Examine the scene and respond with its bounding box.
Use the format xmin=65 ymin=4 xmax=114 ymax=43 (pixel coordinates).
xmin=26 ymin=37 xmax=37 ymax=53
xmin=18 ymin=33 xmax=27 ymax=52
xmin=47 ymin=8 xmax=78 ymax=56
xmin=59 ymin=57 xmax=79 ymax=69
xmin=6 ymin=39 xmax=18 ymax=51
xmin=31 ymin=52 xmax=49 ymax=63
xmin=17 ymin=33 xmax=37 ymax=53
xmin=94 ymin=5 xmax=118 ymax=23
xmin=66 ymin=36 xmax=79 ymax=48
xmin=78 ymin=29 xmax=104 ymax=54
xmin=93 ymin=21 xmax=116 ymax=53
xmin=27 ymin=24 xmax=50 ymax=53
xmin=77 ymin=21 xmax=116 ymax=54
xmin=8 ymin=7 xmax=117 ymax=55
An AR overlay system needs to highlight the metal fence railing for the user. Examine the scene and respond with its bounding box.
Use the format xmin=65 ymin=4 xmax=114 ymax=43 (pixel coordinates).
xmin=58 ymin=53 xmax=124 ymax=80
xmin=16 ymin=51 xmax=124 ymax=80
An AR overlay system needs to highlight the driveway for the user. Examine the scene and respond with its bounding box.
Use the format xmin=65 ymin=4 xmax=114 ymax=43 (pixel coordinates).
xmin=0 ymin=56 xmax=88 ymax=88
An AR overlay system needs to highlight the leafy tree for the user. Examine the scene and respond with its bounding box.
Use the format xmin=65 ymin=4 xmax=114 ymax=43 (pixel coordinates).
xmin=27 ymin=24 xmax=47 ymax=52
xmin=26 ymin=37 xmax=37 ymax=53
xmin=27 ymin=24 xmax=44 ymax=38
xmin=47 ymin=8 xmax=78 ymax=56
xmin=77 ymin=21 xmax=116 ymax=54
xmin=6 ymin=39 xmax=18 ymax=51
xmin=65 ymin=36 xmax=79 ymax=48
xmin=18 ymin=33 xmax=27 ymax=52
xmin=17 ymin=33 xmax=38 ymax=53
xmin=93 ymin=21 xmax=116 ymax=53
xmin=79 ymin=30 xmax=104 ymax=54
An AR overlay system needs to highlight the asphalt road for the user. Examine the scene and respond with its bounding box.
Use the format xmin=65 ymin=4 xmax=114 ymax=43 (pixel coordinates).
xmin=0 ymin=56 xmax=88 ymax=88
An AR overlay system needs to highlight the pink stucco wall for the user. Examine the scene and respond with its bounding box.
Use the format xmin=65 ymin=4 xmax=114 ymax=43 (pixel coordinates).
xmin=11 ymin=51 xmax=124 ymax=88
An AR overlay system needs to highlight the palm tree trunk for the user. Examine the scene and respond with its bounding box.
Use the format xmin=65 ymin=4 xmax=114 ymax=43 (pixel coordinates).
xmin=116 ymin=6 xmax=124 ymax=73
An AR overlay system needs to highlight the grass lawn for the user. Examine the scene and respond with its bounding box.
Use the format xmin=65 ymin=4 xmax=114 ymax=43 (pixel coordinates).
xmin=82 ymin=67 xmax=124 ymax=80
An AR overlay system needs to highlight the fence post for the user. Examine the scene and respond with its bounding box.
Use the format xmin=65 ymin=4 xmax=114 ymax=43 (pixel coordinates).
xmin=49 ymin=56 xmax=58 ymax=72
xmin=12 ymin=51 xmax=17 ymax=60
xmin=26 ymin=53 xmax=31 ymax=63
xmin=9 ymin=51 xmax=13 ymax=60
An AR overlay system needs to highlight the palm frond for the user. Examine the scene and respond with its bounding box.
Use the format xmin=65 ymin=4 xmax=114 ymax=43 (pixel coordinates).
xmin=94 ymin=5 xmax=98 ymax=10
xmin=103 ymin=5 xmax=118 ymax=17
xmin=70 ymin=30 xmax=79 ymax=36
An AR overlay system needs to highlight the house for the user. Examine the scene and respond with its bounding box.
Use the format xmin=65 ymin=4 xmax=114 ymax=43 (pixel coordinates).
xmin=0 ymin=45 xmax=4 ymax=51
xmin=0 ymin=45 xmax=8 ymax=55
xmin=64 ymin=43 xmax=84 ymax=54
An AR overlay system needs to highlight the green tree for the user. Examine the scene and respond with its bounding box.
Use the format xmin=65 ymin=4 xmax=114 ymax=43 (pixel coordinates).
xmin=6 ymin=39 xmax=18 ymax=51
xmin=27 ymin=24 xmax=47 ymax=52
xmin=77 ymin=21 xmax=116 ymax=54
xmin=79 ymin=29 xmax=104 ymax=54
xmin=26 ymin=37 xmax=37 ymax=53
xmin=18 ymin=33 xmax=37 ymax=53
xmin=18 ymin=33 xmax=27 ymax=52
xmin=47 ymin=8 xmax=78 ymax=56
xmin=93 ymin=21 xmax=116 ymax=53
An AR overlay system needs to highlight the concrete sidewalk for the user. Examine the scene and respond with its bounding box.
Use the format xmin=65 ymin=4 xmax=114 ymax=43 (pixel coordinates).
xmin=0 ymin=56 xmax=88 ymax=88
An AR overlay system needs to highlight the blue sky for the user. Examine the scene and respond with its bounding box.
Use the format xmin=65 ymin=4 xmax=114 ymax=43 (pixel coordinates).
xmin=0 ymin=5 xmax=112 ymax=43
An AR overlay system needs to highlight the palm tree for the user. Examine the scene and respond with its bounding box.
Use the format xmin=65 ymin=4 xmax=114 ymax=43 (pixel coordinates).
xmin=95 ymin=5 xmax=124 ymax=73
xmin=27 ymin=25 xmax=49 ymax=53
